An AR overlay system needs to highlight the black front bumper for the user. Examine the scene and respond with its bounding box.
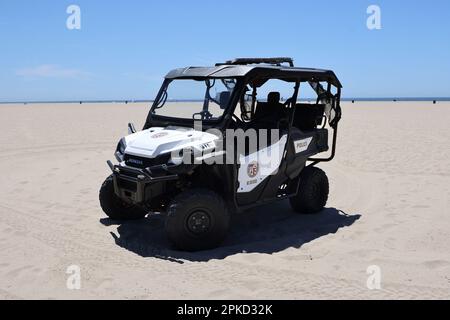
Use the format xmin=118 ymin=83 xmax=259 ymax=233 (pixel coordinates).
xmin=107 ymin=161 xmax=178 ymax=204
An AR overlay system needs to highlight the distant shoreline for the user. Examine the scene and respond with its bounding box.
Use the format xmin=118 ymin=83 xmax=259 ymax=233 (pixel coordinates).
xmin=1 ymin=98 xmax=449 ymax=105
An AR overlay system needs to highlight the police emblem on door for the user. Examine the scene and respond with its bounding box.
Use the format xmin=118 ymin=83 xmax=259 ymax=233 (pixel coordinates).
xmin=247 ymin=161 xmax=259 ymax=178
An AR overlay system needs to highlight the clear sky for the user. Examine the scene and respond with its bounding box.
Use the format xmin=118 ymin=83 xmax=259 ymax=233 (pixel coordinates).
xmin=0 ymin=0 xmax=449 ymax=102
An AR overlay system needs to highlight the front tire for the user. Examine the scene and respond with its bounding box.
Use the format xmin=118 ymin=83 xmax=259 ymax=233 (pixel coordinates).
xmin=289 ymin=166 xmax=329 ymax=214
xmin=99 ymin=175 xmax=148 ymax=220
xmin=165 ymin=189 xmax=230 ymax=251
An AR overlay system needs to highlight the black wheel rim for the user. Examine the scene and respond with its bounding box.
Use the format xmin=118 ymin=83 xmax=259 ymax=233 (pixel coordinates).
xmin=186 ymin=210 xmax=211 ymax=235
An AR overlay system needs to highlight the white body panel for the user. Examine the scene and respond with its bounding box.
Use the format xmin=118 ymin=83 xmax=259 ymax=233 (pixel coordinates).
xmin=124 ymin=127 xmax=219 ymax=159
xmin=237 ymin=135 xmax=288 ymax=193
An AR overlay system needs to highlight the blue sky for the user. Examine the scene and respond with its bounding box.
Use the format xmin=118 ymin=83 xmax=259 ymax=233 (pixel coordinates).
xmin=0 ymin=0 xmax=449 ymax=102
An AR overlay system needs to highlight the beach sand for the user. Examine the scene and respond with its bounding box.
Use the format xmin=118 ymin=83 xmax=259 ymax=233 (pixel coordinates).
xmin=0 ymin=101 xmax=449 ymax=299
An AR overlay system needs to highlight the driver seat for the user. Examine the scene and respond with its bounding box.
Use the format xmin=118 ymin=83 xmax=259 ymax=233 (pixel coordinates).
xmin=252 ymin=92 xmax=287 ymax=129
xmin=251 ymin=92 xmax=288 ymax=147
xmin=254 ymin=92 xmax=285 ymax=120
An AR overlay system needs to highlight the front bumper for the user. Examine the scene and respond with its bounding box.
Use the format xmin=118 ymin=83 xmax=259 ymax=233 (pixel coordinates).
xmin=107 ymin=160 xmax=178 ymax=204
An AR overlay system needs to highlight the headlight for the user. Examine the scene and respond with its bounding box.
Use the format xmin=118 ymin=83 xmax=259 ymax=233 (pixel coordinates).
xmin=117 ymin=138 xmax=127 ymax=154
xmin=115 ymin=138 xmax=127 ymax=161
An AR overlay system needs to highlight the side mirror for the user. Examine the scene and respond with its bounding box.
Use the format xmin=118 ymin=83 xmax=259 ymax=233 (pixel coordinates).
xmin=128 ymin=123 xmax=137 ymax=134
xmin=216 ymin=91 xmax=231 ymax=109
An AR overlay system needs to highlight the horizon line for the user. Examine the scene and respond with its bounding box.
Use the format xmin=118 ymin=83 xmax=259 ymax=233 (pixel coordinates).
xmin=1 ymin=97 xmax=450 ymax=105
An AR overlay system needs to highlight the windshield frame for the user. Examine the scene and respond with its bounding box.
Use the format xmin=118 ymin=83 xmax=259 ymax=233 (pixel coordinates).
xmin=147 ymin=77 xmax=243 ymax=127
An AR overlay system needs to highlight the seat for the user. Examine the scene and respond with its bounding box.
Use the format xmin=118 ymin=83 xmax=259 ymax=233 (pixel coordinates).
xmin=293 ymin=103 xmax=325 ymax=131
xmin=252 ymin=92 xmax=287 ymax=128
xmin=254 ymin=92 xmax=284 ymax=119
xmin=248 ymin=92 xmax=288 ymax=148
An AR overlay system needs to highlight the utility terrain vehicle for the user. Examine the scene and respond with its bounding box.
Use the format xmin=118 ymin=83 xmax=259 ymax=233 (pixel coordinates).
xmin=99 ymin=58 xmax=342 ymax=251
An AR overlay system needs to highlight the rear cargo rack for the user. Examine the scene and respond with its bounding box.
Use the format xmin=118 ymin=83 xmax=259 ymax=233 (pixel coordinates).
xmin=216 ymin=57 xmax=294 ymax=67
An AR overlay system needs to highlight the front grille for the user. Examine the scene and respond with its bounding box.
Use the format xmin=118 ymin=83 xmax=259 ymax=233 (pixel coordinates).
xmin=117 ymin=177 xmax=137 ymax=192
xmin=124 ymin=153 xmax=171 ymax=168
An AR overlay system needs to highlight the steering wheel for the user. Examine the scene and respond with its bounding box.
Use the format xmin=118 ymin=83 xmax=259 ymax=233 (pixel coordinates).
xmin=192 ymin=110 xmax=213 ymax=120
xmin=284 ymin=97 xmax=294 ymax=107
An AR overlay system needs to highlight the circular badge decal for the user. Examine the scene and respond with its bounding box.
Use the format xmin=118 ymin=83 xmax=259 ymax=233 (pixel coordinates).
xmin=247 ymin=161 xmax=259 ymax=178
xmin=151 ymin=132 xmax=168 ymax=139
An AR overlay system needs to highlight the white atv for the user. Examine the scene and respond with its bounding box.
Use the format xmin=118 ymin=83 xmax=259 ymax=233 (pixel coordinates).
xmin=100 ymin=58 xmax=342 ymax=251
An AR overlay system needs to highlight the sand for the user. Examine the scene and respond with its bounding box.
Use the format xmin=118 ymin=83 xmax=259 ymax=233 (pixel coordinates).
xmin=0 ymin=101 xmax=449 ymax=299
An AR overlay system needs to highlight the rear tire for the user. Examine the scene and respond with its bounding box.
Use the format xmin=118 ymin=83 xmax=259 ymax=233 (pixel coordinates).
xmin=289 ymin=166 xmax=329 ymax=214
xmin=165 ymin=189 xmax=230 ymax=251
xmin=99 ymin=175 xmax=148 ymax=220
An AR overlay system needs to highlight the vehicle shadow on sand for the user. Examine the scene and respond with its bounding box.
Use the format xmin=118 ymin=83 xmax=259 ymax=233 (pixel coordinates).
xmin=101 ymin=201 xmax=361 ymax=263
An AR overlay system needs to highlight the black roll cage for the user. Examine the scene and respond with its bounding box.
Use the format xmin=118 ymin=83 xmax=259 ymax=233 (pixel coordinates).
xmin=144 ymin=58 xmax=342 ymax=164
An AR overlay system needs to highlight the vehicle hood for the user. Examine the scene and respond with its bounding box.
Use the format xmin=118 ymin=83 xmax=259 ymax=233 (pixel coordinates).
xmin=123 ymin=127 xmax=219 ymax=158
